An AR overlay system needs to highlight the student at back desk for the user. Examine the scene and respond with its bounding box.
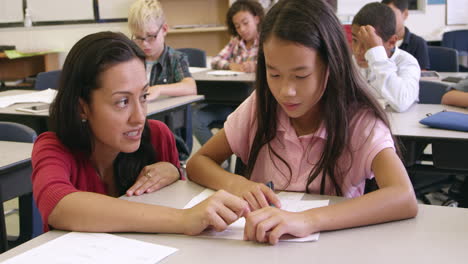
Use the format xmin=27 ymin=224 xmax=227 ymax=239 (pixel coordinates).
xmin=128 ymin=0 xmax=196 ymax=101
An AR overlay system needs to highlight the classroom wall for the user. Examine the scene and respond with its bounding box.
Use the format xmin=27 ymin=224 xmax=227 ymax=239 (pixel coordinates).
xmin=1 ymin=0 xmax=467 ymax=68
xmin=0 ymin=23 xmax=129 ymax=66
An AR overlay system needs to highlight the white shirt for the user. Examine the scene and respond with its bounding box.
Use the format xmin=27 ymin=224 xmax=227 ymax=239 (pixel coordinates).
xmin=358 ymin=46 xmax=420 ymax=112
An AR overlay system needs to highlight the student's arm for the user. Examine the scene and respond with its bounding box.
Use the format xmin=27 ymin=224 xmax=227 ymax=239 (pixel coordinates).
xmin=365 ymin=46 xmax=420 ymax=112
xmin=49 ymin=189 xmax=249 ymax=234
xmin=211 ymin=38 xmax=236 ymax=70
xmin=244 ymin=148 xmax=418 ymax=245
xmin=147 ymin=77 xmax=196 ymax=100
xmin=441 ymin=90 xmax=468 ymax=108
xmin=187 ymin=129 xmax=281 ymax=211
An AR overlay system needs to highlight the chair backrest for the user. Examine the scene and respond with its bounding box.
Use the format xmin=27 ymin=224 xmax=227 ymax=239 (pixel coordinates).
xmin=34 ymin=70 xmax=61 ymax=90
xmin=343 ymin=24 xmax=352 ymax=46
xmin=428 ymin=46 xmax=459 ymax=72
xmin=418 ymin=80 xmax=449 ymax=104
xmin=0 ymin=122 xmax=37 ymax=143
xmin=177 ymin=48 xmax=207 ymax=67
xmin=442 ymin=30 xmax=468 ymax=55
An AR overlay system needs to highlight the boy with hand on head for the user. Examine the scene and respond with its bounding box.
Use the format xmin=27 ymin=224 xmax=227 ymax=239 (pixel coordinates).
xmin=128 ymin=0 xmax=196 ymax=101
xmin=382 ymin=0 xmax=430 ymax=70
xmin=352 ymin=2 xmax=420 ymax=113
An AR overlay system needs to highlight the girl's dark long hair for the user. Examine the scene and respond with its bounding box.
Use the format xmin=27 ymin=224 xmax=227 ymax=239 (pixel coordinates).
xmin=245 ymin=0 xmax=397 ymax=195
xmin=50 ymin=31 xmax=157 ymax=195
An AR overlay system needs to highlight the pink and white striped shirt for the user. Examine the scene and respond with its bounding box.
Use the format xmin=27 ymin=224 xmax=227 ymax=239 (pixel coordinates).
xmin=211 ymin=36 xmax=259 ymax=70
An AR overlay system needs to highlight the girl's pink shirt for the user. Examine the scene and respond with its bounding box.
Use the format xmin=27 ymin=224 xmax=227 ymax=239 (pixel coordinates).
xmin=224 ymin=93 xmax=395 ymax=197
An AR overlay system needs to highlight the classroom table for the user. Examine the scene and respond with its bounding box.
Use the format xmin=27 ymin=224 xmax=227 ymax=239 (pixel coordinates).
xmin=191 ymin=68 xmax=255 ymax=104
xmin=388 ymin=103 xmax=468 ymax=202
xmin=0 ymin=141 xmax=40 ymax=253
xmin=433 ymin=72 xmax=468 ymax=85
xmin=388 ymin=103 xmax=468 ymax=140
xmin=1 ymin=180 xmax=468 ymax=263
xmin=0 ymin=52 xmax=59 ymax=82
xmin=0 ymin=89 xmax=204 ymax=134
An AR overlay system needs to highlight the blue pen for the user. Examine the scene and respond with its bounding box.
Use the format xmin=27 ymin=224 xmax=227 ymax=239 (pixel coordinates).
xmin=265 ymin=181 xmax=274 ymax=191
xmin=265 ymin=181 xmax=276 ymax=207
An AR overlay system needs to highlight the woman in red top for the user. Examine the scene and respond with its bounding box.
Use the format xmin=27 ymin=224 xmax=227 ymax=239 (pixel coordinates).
xmin=32 ymin=31 xmax=249 ymax=234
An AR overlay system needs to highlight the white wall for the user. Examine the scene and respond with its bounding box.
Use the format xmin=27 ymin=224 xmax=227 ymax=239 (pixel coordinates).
xmin=1 ymin=0 xmax=467 ymax=67
xmin=0 ymin=23 xmax=129 ymax=66
xmin=337 ymin=0 xmax=468 ymax=41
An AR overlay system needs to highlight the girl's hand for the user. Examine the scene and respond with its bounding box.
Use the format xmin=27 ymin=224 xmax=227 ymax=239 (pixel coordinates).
xmin=229 ymin=63 xmax=243 ymax=72
xmin=126 ymin=162 xmax=180 ymax=196
xmin=240 ymin=61 xmax=256 ymax=73
xmin=244 ymin=207 xmax=314 ymax=245
xmin=182 ymin=190 xmax=250 ymax=235
xmin=230 ymin=179 xmax=281 ymax=211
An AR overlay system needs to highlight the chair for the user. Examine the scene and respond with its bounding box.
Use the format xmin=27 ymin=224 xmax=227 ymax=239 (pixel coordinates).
xmin=442 ymin=30 xmax=468 ymax=72
xmin=34 ymin=70 xmax=61 ymax=90
xmin=176 ymin=48 xmax=207 ymax=68
xmin=428 ymin=46 xmax=459 ymax=72
xmin=418 ymin=80 xmax=450 ymax=104
xmin=343 ymin=24 xmax=353 ymax=46
xmin=442 ymin=30 xmax=468 ymax=56
xmin=0 ymin=122 xmax=42 ymax=253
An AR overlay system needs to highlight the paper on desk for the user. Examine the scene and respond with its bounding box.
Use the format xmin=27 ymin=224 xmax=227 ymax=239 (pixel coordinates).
xmin=189 ymin=67 xmax=208 ymax=73
xmin=0 ymin=88 xmax=57 ymax=108
xmin=206 ymin=70 xmax=245 ymax=76
xmin=2 ymin=232 xmax=178 ymax=264
xmin=184 ymin=189 xmax=329 ymax=242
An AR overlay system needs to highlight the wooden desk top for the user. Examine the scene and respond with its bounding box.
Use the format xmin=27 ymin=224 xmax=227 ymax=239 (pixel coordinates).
xmin=1 ymin=180 xmax=468 ymax=264
xmin=0 ymin=141 xmax=33 ymax=173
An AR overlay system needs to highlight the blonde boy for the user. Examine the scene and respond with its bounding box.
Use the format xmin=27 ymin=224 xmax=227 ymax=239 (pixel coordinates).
xmin=128 ymin=0 xmax=196 ymax=100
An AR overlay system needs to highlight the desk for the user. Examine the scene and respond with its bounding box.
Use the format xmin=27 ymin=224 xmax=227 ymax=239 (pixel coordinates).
xmin=0 ymin=90 xmax=204 ymax=134
xmin=0 ymin=52 xmax=59 ymax=82
xmin=1 ymin=180 xmax=468 ymax=263
xmin=436 ymin=72 xmax=468 ymax=85
xmin=191 ymin=69 xmax=255 ymax=104
xmin=0 ymin=141 xmax=40 ymax=253
xmin=388 ymin=104 xmax=468 ymax=192
xmin=388 ymin=104 xmax=468 ymax=140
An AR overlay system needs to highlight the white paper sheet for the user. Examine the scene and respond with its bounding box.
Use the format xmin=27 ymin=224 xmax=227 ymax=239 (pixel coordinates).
xmin=184 ymin=189 xmax=329 ymax=242
xmin=189 ymin=67 xmax=208 ymax=73
xmin=0 ymin=88 xmax=57 ymax=108
xmin=206 ymin=70 xmax=245 ymax=76
xmin=2 ymin=232 xmax=178 ymax=264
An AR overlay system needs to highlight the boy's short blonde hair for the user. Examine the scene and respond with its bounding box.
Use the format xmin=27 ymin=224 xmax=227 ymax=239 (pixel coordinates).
xmin=128 ymin=0 xmax=166 ymax=33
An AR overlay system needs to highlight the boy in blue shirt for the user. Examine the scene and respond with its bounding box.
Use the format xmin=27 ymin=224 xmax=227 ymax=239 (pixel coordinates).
xmin=382 ymin=0 xmax=430 ymax=70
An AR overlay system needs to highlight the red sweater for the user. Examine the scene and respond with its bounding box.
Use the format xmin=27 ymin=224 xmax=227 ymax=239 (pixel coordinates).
xmin=31 ymin=120 xmax=180 ymax=231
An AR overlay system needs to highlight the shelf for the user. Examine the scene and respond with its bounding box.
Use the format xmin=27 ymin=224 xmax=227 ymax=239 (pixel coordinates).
xmin=168 ymin=26 xmax=227 ymax=34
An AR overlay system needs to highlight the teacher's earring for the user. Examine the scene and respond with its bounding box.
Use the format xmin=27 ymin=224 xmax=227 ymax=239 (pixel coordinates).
xmin=81 ymin=119 xmax=87 ymax=123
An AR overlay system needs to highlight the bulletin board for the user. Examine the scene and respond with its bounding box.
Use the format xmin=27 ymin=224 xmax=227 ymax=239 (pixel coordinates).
xmin=96 ymin=0 xmax=133 ymax=22
xmin=446 ymin=0 xmax=468 ymax=25
xmin=0 ymin=0 xmax=24 ymax=25
xmin=25 ymin=0 xmax=95 ymax=24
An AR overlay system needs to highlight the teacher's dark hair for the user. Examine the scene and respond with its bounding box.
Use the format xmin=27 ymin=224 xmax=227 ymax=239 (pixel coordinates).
xmin=50 ymin=31 xmax=157 ymax=195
